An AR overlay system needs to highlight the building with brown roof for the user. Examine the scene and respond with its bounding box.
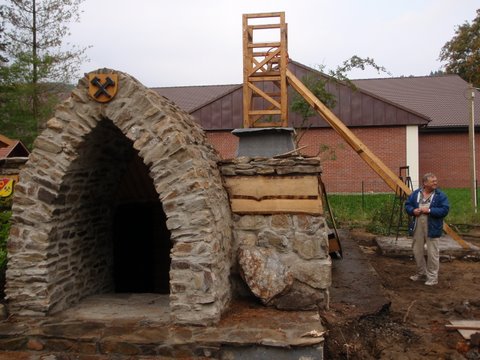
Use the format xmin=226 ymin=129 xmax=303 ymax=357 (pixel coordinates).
xmin=153 ymin=61 xmax=480 ymax=192
xmin=353 ymin=75 xmax=480 ymax=189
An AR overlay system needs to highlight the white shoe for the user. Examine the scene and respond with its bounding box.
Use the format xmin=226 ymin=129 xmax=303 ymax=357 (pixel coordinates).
xmin=409 ymin=274 xmax=426 ymax=281
xmin=425 ymin=279 xmax=438 ymax=286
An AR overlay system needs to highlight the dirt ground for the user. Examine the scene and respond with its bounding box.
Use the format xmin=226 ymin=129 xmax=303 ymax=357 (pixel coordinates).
xmin=321 ymin=228 xmax=480 ymax=360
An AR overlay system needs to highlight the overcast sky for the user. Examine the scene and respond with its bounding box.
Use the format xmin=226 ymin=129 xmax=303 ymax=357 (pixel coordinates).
xmin=69 ymin=0 xmax=478 ymax=87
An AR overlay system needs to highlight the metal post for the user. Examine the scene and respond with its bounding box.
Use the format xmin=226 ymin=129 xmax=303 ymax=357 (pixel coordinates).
xmin=361 ymin=181 xmax=365 ymax=213
xmin=468 ymin=83 xmax=477 ymax=212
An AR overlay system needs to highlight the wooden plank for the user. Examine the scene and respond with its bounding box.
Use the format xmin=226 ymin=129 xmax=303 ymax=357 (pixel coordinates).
xmin=286 ymin=68 xmax=469 ymax=249
xmin=279 ymin=17 xmax=288 ymax=127
xmin=225 ymin=176 xmax=322 ymax=214
xmin=249 ymin=76 xmax=282 ymax=82
xmin=253 ymin=51 xmax=282 ymax=57
xmin=249 ymin=48 xmax=280 ymax=76
xmin=230 ymin=198 xmax=322 ymax=215
xmin=242 ymin=14 xmax=251 ymax=128
xmin=225 ymin=176 xmax=319 ymax=199
xmin=248 ymin=109 xmax=282 ymax=115
xmin=248 ymin=42 xmax=281 ymax=48
xmin=250 ymin=104 xmax=277 ymax=125
xmin=244 ymin=12 xmax=284 ymax=19
xmin=250 ymin=71 xmax=281 ymax=77
xmin=250 ymin=24 xmax=281 ymax=30
xmin=447 ymin=320 xmax=480 ymax=339
xmin=252 ymin=121 xmax=284 ymax=127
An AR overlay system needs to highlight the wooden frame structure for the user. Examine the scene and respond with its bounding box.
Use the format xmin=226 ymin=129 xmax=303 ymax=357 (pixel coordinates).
xmin=242 ymin=12 xmax=288 ymax=128
xmin=240 ymin=11 xmax=468 ymax=247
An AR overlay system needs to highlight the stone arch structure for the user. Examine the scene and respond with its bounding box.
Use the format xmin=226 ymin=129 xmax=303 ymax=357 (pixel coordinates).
xmin=5 ymin=70 xmax=233 ymax=325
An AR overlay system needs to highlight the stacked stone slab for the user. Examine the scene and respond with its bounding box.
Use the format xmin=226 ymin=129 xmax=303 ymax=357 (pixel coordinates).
xmin=5 ymin=69 xmax=233 ymax=325
xmin=220 ymin=157 xmax=331 ymax=310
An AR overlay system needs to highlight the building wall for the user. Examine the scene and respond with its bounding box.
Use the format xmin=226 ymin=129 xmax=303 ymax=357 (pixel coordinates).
xmin=419 ymin=132 xmax=480 ymax=189
xmin=206 ymin=128 xmax=480 ymax=192
xmin=406 ymin=125 xmax=420 ymax=188
xmin=206 ymin=131 xmax=238 ymax=159
xmin=206 ymin=126 xmax=407 ymax=193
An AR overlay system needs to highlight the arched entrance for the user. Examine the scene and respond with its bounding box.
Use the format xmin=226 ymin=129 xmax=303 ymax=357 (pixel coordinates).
xmin=5 ymin=70 xmax=233 ymax=325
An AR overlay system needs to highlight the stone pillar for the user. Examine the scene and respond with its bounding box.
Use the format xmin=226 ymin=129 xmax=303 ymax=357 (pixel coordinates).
xmin=219 ymin=156 xmax=331 ymax=310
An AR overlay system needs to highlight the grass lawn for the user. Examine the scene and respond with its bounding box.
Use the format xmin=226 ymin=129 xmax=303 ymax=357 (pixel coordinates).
xmin=327 ymin=188 xmax=480 ymax=233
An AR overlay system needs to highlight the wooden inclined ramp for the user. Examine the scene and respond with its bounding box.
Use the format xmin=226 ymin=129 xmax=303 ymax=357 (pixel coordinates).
xmin=285 ymin=69 xmax=470 ymax=249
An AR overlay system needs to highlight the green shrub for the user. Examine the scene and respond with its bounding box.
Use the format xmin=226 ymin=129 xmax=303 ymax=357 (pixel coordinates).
xmin=0 ymin=196 xmax=13 ymax=270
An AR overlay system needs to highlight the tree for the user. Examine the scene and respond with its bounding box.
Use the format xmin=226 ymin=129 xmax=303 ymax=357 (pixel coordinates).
xmin=439 ymin=9 xmax=480 ymax=87
xmin=0 ymin=7 xmax=8 ymax=64
xmin=1 ymin=0 xmax=88 ymax=142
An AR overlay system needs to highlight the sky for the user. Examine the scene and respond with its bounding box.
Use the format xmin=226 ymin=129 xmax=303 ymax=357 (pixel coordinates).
xmin=68 ymin=0 xmax=479 ymax=87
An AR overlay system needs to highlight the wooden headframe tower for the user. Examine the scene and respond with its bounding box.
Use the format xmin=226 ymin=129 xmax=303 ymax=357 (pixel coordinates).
xmin=242 ymin=12 xmax=288 ymax=128
xmin=240 ymin=11 xmax=469 ymax=248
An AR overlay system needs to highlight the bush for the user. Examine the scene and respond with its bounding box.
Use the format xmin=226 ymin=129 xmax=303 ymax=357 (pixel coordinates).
xmin=0 ymin=196 xmax=13 ymax=270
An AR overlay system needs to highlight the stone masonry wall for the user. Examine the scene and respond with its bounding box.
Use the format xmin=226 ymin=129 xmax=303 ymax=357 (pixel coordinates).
xmin=219 ymin=157 xmax=331 ymax=310
xmin=6 ymin=69 xmax=233 ymax=326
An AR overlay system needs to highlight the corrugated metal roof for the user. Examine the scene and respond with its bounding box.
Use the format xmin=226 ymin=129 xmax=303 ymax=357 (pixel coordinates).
xmin=152 ymin=63 xmax=429 ymax=130
xmin=152 ymin=62 xmax=479 ymax=130
xmin=151 ymin=84 xmax=241 ymax=113
xmin=288 ymin=61 xmax=430 ymax=128
xmin=352 ymin=75 xmax=480 ymax=128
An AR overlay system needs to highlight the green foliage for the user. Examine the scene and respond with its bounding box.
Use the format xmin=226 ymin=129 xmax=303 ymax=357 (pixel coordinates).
xmin=0 ymin=7 xmax=7 ymax=63
xmin=327 ymin=55 xmax=391 ymax=86
xmin=2 ymin=0 xmax=89 ymax=84
xmin=442 ymin=188 xmax=480 ymax=224
xmin=290 ymin=56 xmax=389 ymax=153
xmin=0 ymin=196 xmax=13 ymax=270
xmin=328 ymin=188 xmax=480 ymax=235
xmin=0 ymin=80 xmax=39 ymax=149
xmin=366 ymin=201 xmax=400 ymax=235
xmin=328 ymin=193 xmax=396 ymax=229
xmin=0 ymin=0 xmax=89 ymax=145
xmin=439 ymin=9 xmax=480 ymax=87
xmin=291 ymin=73 xmax=337 ymax=120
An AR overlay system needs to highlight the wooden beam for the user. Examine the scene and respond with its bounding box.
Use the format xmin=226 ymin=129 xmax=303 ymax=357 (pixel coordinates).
xmin=286 ymin=68 xmax=469 ymax=248
xmin=247 ymin=82 xmax=281 ymax=109
xmin=249 ymin=48 xmax=281 ymax=76
xmin=252 ymin=121 xmax=284 ymax=127
xmin=248 ymin=110 xmax=282 ymax=115
xmin=225 ymin=176 xmax=319 ymax=197
xmin=250 ymin=24 xmax=282 ymax=30
xmin=244 ymin=12 xmax=284 ymax=19
xmin=224 ymin=175 xmax=322 ymax=214
xmin=230 ymin=199 xmax=322 ymax=215
xmin=279 ymin=15 xmax=288 ymax=127
xmin=248 ymin=42 xmax=281 ymax=49
xmin=248 ymin=76 xmax=282 ymax=82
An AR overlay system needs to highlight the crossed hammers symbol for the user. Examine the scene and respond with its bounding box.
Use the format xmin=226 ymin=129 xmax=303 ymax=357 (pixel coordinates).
xmin=91 ymin=76 xmax=115 ymax=98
